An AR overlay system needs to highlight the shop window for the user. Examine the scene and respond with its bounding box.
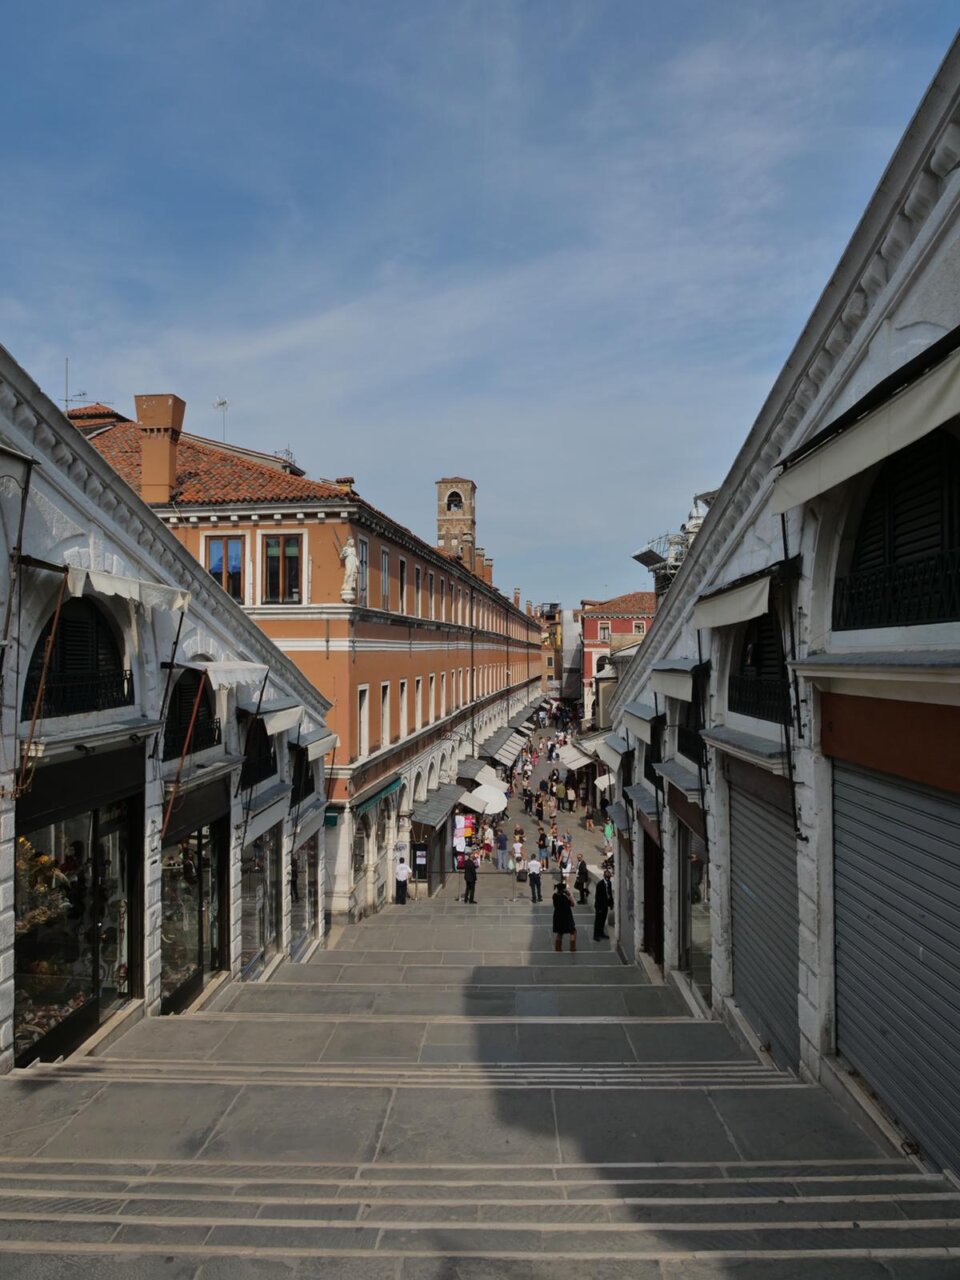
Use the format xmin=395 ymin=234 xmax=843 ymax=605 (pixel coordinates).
xmin=239 ymin=715 xmax=277 ymax=789
xmin=352 ymin=815 xmax=370 ymax=880
xmin=160 ymin=819 xmax=227 ymax=1013
xmin=162 ymin=671 xmax=221 ymax=760
xmin=728 ymin=612 xmax=790 ymax=724
xmin=290 ymin=744 xmax=316 ymax=807
xmin=833 ymin=429 xmax=960 ymax=629
xmin=22 ymin=597 xmax=133 ymax=720
xmin=207 ymin=535 xmax=244 ymax=602
xmin=428 ymin=572 xmax=435 ymax=619
xmin=240 ymin=823 xmax=281 ymax=976
xmin=262 ymin=534 xmax=302 ymax=604
xmin=677 ymin=672 xmax=707 ymax=768
xmin=289 ymin=831 xmax=319 ymax=957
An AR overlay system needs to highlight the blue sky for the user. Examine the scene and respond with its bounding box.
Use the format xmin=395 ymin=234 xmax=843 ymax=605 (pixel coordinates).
xmin=2 ymin=2 xmax=958 ymax=605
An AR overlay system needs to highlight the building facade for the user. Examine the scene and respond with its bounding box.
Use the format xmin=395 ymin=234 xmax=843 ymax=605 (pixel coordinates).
xmin=1 ymin=352 xmax=334 ymax=1073
xmin=535 ymin=602 xmax=563 ymax=696
xmin=608 ymin=41 xmax=960 ymax=1176
xmin=580 ymin=591 xmax=656 ymax=725
xmin=79 ymin=415 xmax=542 ymax=921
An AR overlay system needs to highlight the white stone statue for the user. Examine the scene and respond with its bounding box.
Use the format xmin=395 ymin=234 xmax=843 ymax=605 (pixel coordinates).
xmin=339 ymin=536 xmax=359 ymax=602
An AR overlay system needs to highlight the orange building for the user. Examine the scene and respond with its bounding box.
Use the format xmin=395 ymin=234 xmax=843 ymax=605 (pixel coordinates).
xmin=77 ymin=396 xmax=542 ymax=919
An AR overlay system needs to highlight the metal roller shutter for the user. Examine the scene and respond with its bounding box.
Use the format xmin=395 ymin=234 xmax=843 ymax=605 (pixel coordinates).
xmin=834 ymin=763 xmax=960 ymax=1172
xmin=729 ymin=779 xmax=800 ymax=1069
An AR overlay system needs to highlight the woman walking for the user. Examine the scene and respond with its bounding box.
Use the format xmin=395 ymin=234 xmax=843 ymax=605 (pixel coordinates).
xmin=575 ymin=853 xmax=590 ymax=904
xmin=552 ymin=880 xmax=577 ymax=952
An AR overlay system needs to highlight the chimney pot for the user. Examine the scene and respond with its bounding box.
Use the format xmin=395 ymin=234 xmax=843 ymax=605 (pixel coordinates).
xmin=134 ymin=394 xmax=186 ymax=434
xmin=513 ymin=587 xmax=520 ymax=607
xmin=335 ymin=476 xmax=355 ymax=492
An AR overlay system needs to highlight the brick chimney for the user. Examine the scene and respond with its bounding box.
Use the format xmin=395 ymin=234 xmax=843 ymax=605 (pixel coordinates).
xmin=483 ymin=557 xmax=494 ymax=585
xmin=513 ymin=587 xmax=520 ymax=608
xmin=526 ymin=599 xmax=533 ymax=616
xmin=335 ymin=476 xmax=355 ymax=493
xmin=136 ymin=395 xmax=185 ymax=504
xmin=474 ymin=546 xmax=485 ymax=577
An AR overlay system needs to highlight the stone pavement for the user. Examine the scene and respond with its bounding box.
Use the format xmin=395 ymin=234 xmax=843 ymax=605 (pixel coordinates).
xmin=0 ymin=740 xmax=959 ymax=1275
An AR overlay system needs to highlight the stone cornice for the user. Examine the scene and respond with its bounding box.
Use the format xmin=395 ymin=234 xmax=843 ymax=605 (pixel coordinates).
xmin=612 ymin=46 xmax=960 ymax=714
xmin=0 ymin=347 xmax=331 ymax=721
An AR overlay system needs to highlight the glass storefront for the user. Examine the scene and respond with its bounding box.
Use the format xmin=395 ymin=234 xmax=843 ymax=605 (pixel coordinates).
xmin=289 ymin=831 xmax=320 ymax=957
xmin=14 ymin=795 xmax=139 ymax=1066
xmin=241 ymin=823 xmax=282 ymax=976
xmin=678 ymin=821 xmax=711 ymax=1003
xmin=160 ymin=819 xmax=227 ymax=1012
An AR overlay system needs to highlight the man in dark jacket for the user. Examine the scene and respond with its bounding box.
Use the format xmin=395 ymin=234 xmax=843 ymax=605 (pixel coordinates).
xmin=463 ymin=855 xmax=478 ymax=904
xmin=594 ymin=867 xmax=614 ymax=940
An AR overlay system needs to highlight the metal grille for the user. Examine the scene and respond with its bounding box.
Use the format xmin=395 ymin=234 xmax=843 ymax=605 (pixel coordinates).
xmin=834 ymin=763 xmax=960 ymax=1173
xmin=728 ymin=674 xmax=791 ymax=724
xmin=676 ymin=725 xmax=706 ymax=768
xmin=833 ymin=549 xmax=960 ymax=629
xmin=23 ymin=669 xmax=134 ymax=718
xmin=162 ymin=716 xmax=222 ymax=761
xmin=729 ymin=781 xmax=800 ymax=1069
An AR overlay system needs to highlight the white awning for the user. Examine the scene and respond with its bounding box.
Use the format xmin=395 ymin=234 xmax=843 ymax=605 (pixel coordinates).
xmin=650 ymin=659 xmax=699 ymax=702
xmin=559 ymin=744 xmax=593 ymax=771
xmin=68 ymin=566 xmax=190 ymax=613
xmin=477 ymin=764 xmax=509 ymax=791
xmin=461 ymin=784 xmax=508 ymax=816
xmin=183 ymin=659 xmax=269 ymax=690
xmin=595 ymin=734 xmax=629 ymax=772
xmin=302 ymin=729 xmax=339 ymax=761
xmin=770 ymin=343 xmax=960 ymax=515
xmin=621 ymin=701 xmax=656 ymax=744
xmin=693 ymin=575 xmax=771 ymax=630
xmin=594 ymin=772 xmax=614 ymax=792
xmin=238 ymin=695 xmax=303 ymax=736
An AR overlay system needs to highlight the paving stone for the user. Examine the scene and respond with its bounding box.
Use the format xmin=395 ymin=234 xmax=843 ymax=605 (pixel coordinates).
xmin=516 ymin=1022 xmax=635 ymax=1063
xmin=554 ymin=1088 xmax=741 ymax=1164
xmin=707 ymin=1087 xmax=895 ymax=1160
xmin=0 ymin=1255 xmax=201 ymax=1279
xmin=0 ymin=1078 xmax=107 ymax=1157
xmin=320 ymin=1022 xmax=426 ymax=1062
xmin=624 ymin=1021 xmax=753 ymax=1062
xmin=206 ymin=1019 xmax=337 ymax=1064
xmin=399 ymin=1261 xmax=662 ymax=1280
xmin=378 ymin=1087 xmax=560 ymax=1164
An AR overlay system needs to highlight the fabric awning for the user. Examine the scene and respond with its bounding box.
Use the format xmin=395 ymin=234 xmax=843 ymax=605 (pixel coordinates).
xmin=354 ymin=775 xmax=402 ymax=818
xmin=494 ymin=732 xmax=526 ymax=766
xmin=621 ymin=701 xmax=657 ymax=744
xmin=238 ymin=695 xmax=303 ymax=736
xmin=559 ymin=744 xmax=593 ymax=771
xmin=693 ymin=574 xmax=771 ymax=630
xmin=770 ymin=342 xmax=960 ymax=515
xmin=650 ymin=658 xmax=700 ymax=702
xmin=653 ymin=758 xmax=701 ymax=800
xmin=410 ymin=782 xmax=467 ymax=829
xmin=300 ymin=727 xmax=339 ymax=761
xmin=594 ymin=772 xmax=614 ymax=792
xmin=477 ymin=764 xmax=509 ymax=791
xmin=596 ymin=734 xmax=629 ymax=772
xmin=68 ymin=566 xmax=190 ymax=613
xmin=183 ymin=659 xmax=269 ymax=690
xmin=624 ymin=782 xmax=659 ymax=819
xmin=478 ymin=726 xmax=514 ymax=759
xmin=607 ymin=801 xmax=630 ymax=832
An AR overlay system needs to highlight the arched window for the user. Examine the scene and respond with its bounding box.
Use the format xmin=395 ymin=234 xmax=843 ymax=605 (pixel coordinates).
xmin=728 ymin=612 xmax=790 ymax=724
xmin=239 ymin=715 xmax=277 ymax=789
xmin=833 ymin=429 xmax=960 ymax=629
xmin=446 ymin=490 xmax=463 ymax=512
xmin=22 ymin=597 xmax=132 ymax=719
xmin=163 ymin=671 xmax=220 ymax=760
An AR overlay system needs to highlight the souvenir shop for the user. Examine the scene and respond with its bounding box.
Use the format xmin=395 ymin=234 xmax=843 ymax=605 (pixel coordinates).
xmin=452 ymin=808 xmax=479 ymax=874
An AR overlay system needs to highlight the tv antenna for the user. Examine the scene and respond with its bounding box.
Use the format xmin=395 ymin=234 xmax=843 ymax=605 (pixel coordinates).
xmin=63 ymin=358 xmax=87 ymax=411
xmin=212 ymin=397 xmax=229 ymax=440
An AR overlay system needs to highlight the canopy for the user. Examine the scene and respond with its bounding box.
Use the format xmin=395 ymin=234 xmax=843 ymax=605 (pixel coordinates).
xmin=594 ymin=773 xmax=614 ymax=792
xmin=300 ymin=727 xmax=339 ymax=761
xmin=460 ymin=784 xmax=508 ymax=816
xmin=770 ymin=342 xmax=960 ymax=515
xmin=693 ymin=574 xmax=771 ymax=630
xmin=476 ymin=764 xmax=509 ymax=791
xmin=559 ymin=743 xmax=593 ymax=771
xmin=607 ymin=801 xmax=630 ymax=832
xmin=621 ymin=701 xmax=657 ymax=744
xmin=68 ymin=566 xmax=190 ymax=613
xmin=494 ymin=732 xmax=526 ymax=766
xmin=183 ymin=659 xmax=269 ymax=690
xmin=650 ymin=658 xmax=700 ymax=702
xmin=596 ymin=734 xmax=629 ymax=772
xmin=238 ymin=694 xmax=303 ymax=736
xmin=410 ymin=782 xmax=466 ymax=829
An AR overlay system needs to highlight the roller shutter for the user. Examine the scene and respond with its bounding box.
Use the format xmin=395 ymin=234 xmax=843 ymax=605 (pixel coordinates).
xmin=834 ymin=763 xmax=960 ymax=1173
xmin=729 ymin=764 xmax=800 ymax=1070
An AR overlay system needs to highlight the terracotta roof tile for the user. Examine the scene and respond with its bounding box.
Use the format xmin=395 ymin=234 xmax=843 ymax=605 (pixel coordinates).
xmin=585 ymin=590 xmax=658 ymax=615
xmin=86 ymin=420 xmax=344 ymax=505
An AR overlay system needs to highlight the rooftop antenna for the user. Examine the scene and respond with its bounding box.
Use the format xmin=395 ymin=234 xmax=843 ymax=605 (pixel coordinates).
xmin=63 ymin=358 xmax=87 ymax=411
xmin=212 ymin=397 xmax=229 ymax=441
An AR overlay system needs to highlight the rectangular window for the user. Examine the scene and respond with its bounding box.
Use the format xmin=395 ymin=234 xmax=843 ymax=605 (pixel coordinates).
xmin=439 ymin=577 xmax=445 ymax=621
xmin=399 ymin=679 xmax=408 ymax=739
xmin=415 ymin=677 xmax=423 ymax=731
xmin=599 ymin=623 xmax=611 ymax=642
xmin=358 ymin=538 xmax=369 ymax=607
xmin=357 ymin=686 xmax=369 ymax=759
xmin=633 ymin=620 xmax=646 ymax=636
xmin=428 ymin=674 xmax=436 ymax=723
xmin=428 ymin=572 xmax=435 ymax=619
xmin=381 ymin=549 xmax=390 ymax=611
xmin=207 ymin=535 xmax=245 ymax=602
xmin=398 ymin=558 xmax=407 ymax=613
xmin=415 ymin=566 xmax=422 ymax=617
xmin=262 ymin=535 xmax=301 ymax=604
xmin=380 ymin=682 xmax=390 ymax=748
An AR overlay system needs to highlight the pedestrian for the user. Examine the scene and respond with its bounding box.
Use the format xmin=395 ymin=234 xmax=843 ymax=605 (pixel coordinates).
xmin=584 ymin=803 xmax=595 ymax=832
xmin=496 ymin=828 xmax=509 ymax=871
xmin=527 ymin=851 xmax=543 ymax=903
xmin=548 ymin=795 xmax=558 ymax=820
xmin=594 ymin=866 xmax=614 ymax=940
xmin=603 ymin=819 xmax=615 ymax=854
xmin=552 ymin=880 xmax=577 ymax=952
xmin=575 ymin=854 xmax=590 ymax=904
xmin=535 ymin=796 xmax=545 ymax=824
xmin=482 ymin=823 xmax=494 ymax=860
xmin=523 ymin=786 xmax=533 ymax=815
xmin=290 ymin=851 xmax=300 ymax=903
xmin=558 ymin=847 xmax=572 ymax=882
xmin=462 ymin=854 xmax=478 ymax=904
xmin=395 ymin=856 xmax=412 ymax=905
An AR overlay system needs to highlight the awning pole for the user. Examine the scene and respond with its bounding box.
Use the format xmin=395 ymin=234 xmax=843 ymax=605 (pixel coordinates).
xmin=160 ymin=673 xmax=208 ymax=840
xmin=151 ymin=610 xmax=186 ymax=761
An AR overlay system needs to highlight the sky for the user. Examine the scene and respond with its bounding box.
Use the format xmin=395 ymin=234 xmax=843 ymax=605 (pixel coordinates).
xmin=2 ymin=2 xmax=958 ymax=607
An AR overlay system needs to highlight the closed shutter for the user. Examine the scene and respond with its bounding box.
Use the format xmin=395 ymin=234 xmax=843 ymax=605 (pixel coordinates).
xmin=729 ymin=770 xmax=800 ymax=1069
xmin=834 ymin=763 xmax=960 ymax=1172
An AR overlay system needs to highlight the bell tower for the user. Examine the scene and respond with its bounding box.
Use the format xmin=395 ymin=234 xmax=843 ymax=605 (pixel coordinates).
xmin=436 ymin=477 xmax=477 ymax=561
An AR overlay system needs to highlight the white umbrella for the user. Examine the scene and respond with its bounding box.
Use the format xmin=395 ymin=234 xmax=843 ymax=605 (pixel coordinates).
xmin=464 ymin=784 xmax=509 ymax=815
xmin=477 ymin=764 xmax=509 ymax=792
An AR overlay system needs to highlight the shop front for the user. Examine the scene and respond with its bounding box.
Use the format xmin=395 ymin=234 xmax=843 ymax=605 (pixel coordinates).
xmin=14 ymin=745 xmax=144 ymax=1066
xmin=411 ymin=782 xmax=463 ymax=896
xmin=289 ymin=830 xmax=321 ymax=958
xmin=240 ymin=822 xmax=283 ymax=977
xmin=159 ymin=776 xmax=230 ymax=1014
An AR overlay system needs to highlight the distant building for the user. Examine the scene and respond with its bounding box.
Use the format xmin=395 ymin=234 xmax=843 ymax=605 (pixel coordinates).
xmin=580 ymin=591 xmax=657 ymax=725
xmin=535 ymin=602 xmax=562 ymax=695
